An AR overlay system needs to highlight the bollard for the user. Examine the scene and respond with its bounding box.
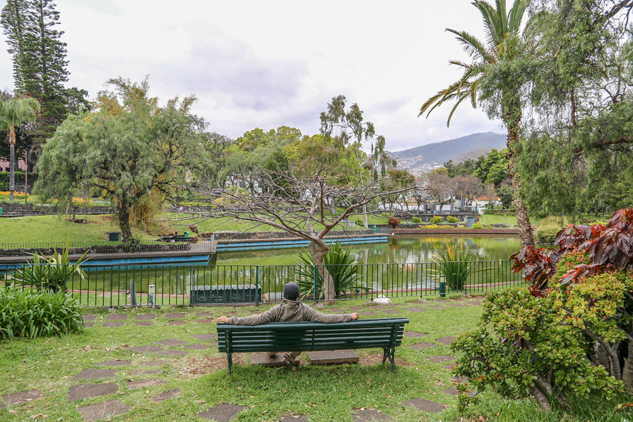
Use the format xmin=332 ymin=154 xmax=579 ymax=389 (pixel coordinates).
xmin=148 ymin=284 xmax=156 ymax=307
xmin=439 ymin=276 xmax=446 ymax=298
xmin=130 ymin=280 xmax=137 ymax=306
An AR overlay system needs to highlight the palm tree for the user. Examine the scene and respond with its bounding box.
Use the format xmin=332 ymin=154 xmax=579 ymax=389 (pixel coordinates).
xmin=419 ymin=0 xmax=535 ymax=247
xmin=0 ymin=97 xmax=40 ymax=201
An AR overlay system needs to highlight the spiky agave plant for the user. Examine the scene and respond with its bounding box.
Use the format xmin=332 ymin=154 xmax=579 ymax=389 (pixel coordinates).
xmin=11 ymin=240 xmax=89 ymax=293
xmin=294 ymin=241 xmax=368 ymax=299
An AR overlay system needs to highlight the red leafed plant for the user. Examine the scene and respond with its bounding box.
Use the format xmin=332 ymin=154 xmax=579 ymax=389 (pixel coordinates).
xmin=511 ymin=208 xmax=633 ymax=296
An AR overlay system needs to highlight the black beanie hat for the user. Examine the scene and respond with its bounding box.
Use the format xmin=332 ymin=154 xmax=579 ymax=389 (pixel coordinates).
xmin=283 ymin=282 xmax=300 ymax=300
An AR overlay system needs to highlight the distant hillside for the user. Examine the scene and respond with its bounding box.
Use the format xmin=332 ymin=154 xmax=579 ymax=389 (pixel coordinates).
xmin=394 ymin=132 xmax=506 ymax=175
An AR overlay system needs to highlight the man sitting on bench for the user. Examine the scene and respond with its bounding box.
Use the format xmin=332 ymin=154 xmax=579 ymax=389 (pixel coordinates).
xmin=216 ymin=282 xmax=359 ymax=367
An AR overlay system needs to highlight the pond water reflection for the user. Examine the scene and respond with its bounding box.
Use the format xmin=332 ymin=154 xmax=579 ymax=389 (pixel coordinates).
xmin=215 ymin=234 xmax=523 ymax=266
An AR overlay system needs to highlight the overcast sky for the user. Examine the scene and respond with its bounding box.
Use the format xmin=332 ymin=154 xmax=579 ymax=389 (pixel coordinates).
xmin=0 ymin=0 xmax=504 ymax=152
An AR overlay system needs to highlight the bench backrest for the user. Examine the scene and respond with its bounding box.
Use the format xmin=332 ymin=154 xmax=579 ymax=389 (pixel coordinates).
xmin=217 ymin=318 xmax=409 ymax=353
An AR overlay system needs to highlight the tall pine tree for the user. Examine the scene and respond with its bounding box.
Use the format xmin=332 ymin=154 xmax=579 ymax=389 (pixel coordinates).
xmin=1 ymin=0 xmax=86 ymax=145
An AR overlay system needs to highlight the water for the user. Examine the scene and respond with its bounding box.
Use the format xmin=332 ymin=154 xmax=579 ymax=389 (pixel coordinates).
xmin=215 ymin=234 xmax=522 ymax=266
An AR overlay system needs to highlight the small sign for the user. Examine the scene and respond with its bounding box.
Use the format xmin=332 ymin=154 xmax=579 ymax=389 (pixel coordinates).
xmin=148 ymin=285 xmax=156 ymax=306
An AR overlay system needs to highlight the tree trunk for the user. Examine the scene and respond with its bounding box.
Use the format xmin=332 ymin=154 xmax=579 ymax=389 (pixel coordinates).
xmin=330 ymin=196 xmax=336 ymax=215
xmin=117 ymin=206 xmax=134 ymax=242
xmin=9 ymin=143 xmax=15 ymax=202
xmin=309 ymin=241 xmax=335 ymax=302
xmin=507 ymin=125 xmax=534 ymax=247
xmin=362 ymin=204 xmax=368 ymax=229
xmin=621 ymin=339 xmax=633 ymax=390
xmin=529 ymin=385 xmax=551 ymax=410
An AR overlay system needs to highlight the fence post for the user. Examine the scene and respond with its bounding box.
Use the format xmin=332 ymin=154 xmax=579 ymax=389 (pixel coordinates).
xmin=439 ymin=275 xmax=446 ymax=298
xmin=255 ymin=266 xmax=259 ymax=306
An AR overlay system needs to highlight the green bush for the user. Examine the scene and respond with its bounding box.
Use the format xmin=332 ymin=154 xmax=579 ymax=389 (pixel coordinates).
xmin=430 ymin=216 xmax=443 ymax=224
xmin=446 ymin=216 xmax=459 ymax=223
xmin=411 ymin=217 xmax=422 ymax=224
xmin=535 ymin=225 xmax=561 ymax=244
xmin=483 ymin=209 xmax=494 ymax=214
xmin=0 ymin=288 xmax=84 ymax=339
xmin=472 ymin=222 xmax=484 ymax=229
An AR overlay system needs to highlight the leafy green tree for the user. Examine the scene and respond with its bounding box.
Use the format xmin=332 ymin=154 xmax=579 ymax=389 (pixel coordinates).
xmin=472 ymin=148 xmax=509 ymax=188
xmin=0 ymin=96 xmax=40 ymax=201
xmin=419 ymin=0 xmax=535 ymax=247
xmin=36 ymin=78 xmax=203 ymax=241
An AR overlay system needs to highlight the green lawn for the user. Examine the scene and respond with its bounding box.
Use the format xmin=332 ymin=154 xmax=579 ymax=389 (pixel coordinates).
xmin=0 ymin=215 xmax=156 ymax=244
xmin=0 ymin=296 xmax=625 ymax=421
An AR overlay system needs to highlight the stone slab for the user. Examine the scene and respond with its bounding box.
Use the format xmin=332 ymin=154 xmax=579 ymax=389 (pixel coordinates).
xmin=408 ymin=342 xmax=437 ymax=350
xmin=449 ymin=303 xmax=466 ymax=308
xmin=196 ymin=318 xmax=214 ymax=324
xmin=68 ymin=384 xmax=118 ymax=402
xmin=381 ymin=310 xmax=401 ymax=315
xmin=406 ymin=307 xmax=427 ymax=313
xmin=469 ymin=301 xmax=483 ymax=306
xmin=443 ymin=364 xmax=455 ymax=371
xmin=135 ymin=321 xmax=153 ymax=326
xmin=139 ymin=361 xmax=170 ymax=366
xmin=105 ymin=314 xmax=128 ymax=321
xmin=358 ymin=311 xmax=378 ymax=316
xmin=352 ymin=409 xmax=394 ymax=421
xmin=250 ymin=354 xmax=300 ymax=367
xmin=83 ymin=315 xmax=97 ymax=321
xmin=182 ymin=343 xmax=210 ymax=350
xmin=73 ymin=369 xmax=119 ymax=380
xmin=135 ymin=314 xmax=155 ymax=320
xmin=84 ymin=322 xmax=94 ymax=328
xmin=126 ymin=378 xmax=166 ymax=390
xmin=168 ymin=320 xmax=187 ymax=326
xmin=442 ymin=387 xmax=458 ymax=396
xmin=402 ymin=398 xmax=446 ymax=413
xmin=404 ymin=331 xmax=427 ymax=338
xmin=0 ymin=390 xmax=43 ymax=408
xmin=165 ymin=313 xmax=185 ymax=319
xmin=427 ymin=355 xmax=456 ymax=364
xmin=130 ymin=370 xmax=163 ymax=375
xmin=280 ymin=416 xmax=309 ymax=422
xmin=103 ymin=321 xmax=124 ymax=328
xmin=453 ymin=375 xmax=469 ymax=383
xmin=326 ymin=308 xmax=345 ymax=313
xmin=435 ymin=336 xmax=457 ymax=346
xmin=151 ymin=388 xmax=181 ymax=402
xmin=198 ymin=404 xmax=248 ymax=422
xmin=154 ymin=339 xmax=190 ymax=347
xmin=350 ymin=306 xmax=363 ymax=311
xmin=76 ymin=399 xmax=130 ymax=421
xmin=95 ymin=360 xmax=131 ymax=367
xmin=307 ymin=350 xmax=359 ymax=365
xmin=128 ymin=345 xmax=164 ymax=353
xmin=191 ymin=334 xmax=217 ymax=341
xmin=196 ymin=312 xmax=212 ymax=317
xmin=157 ymin=349 xmax=188 ymax=357
xmin=428 ymin=305 xmax=445 ymax=310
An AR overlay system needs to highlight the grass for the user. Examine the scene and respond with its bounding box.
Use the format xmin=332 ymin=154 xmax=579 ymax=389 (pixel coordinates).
xmin=0 ymin=215 xmax=156 ymax=244
xmin=0 ymin=296 xmax=625 ymax=421
xmin=479 ymin=214 xmax=518 ymax=226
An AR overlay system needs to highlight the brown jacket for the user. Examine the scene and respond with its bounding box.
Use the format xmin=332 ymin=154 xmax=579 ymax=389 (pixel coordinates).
xmin=227 ymin=299 xmax=353 ymax=325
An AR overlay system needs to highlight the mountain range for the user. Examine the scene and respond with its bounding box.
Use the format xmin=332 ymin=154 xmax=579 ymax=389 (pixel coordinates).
xmin=393 ymin=132 xmax=507 ymax=175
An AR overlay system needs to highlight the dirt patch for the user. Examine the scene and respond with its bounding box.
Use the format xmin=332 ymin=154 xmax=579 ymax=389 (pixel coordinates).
xmin=358 ymin=354 xmax=413 ymax=368
xmin=71 ymin=219 xmax=98 ymax=224
xmin=183 ymin=355 xmax=246 ymax=377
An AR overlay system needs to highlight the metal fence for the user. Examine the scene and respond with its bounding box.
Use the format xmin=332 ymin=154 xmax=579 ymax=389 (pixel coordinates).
xmin=2 ymin=260 xmax=525 ymax=307
xmin=0 ymin=237 xmax=213 ymax=257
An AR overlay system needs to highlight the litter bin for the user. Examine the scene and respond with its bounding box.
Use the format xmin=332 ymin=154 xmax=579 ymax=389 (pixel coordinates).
xmin=104 ymin=231 xmax=122 ymax=241
xmin=184 ymin=231 xmax=189 ymax=239
xmin=0 ymin=207 xmax=2 ymax=216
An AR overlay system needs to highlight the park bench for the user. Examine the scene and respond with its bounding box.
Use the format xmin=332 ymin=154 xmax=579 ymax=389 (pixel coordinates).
xmin=217 ymin=317 xmax=409 ymax=374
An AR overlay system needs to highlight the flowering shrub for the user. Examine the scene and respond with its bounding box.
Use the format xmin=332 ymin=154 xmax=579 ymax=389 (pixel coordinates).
xmin=420 ymin=224 xmax=453 ymax=229
xmin=430 ymin=216 xmax=443 ymax=224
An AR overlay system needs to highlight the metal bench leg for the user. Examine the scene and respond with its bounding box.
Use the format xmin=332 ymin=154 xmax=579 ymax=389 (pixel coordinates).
xmin=389 ymin=348 xmax=396 ymax=373
xmin=227 ymin=353 xmax=232 ymax=375
xmin=382 ymin=347 xmax=389 ymax=365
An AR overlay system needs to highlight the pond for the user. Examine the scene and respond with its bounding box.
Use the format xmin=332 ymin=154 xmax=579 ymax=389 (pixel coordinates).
xmin=215 ymin=234 xmax=523 ymax=266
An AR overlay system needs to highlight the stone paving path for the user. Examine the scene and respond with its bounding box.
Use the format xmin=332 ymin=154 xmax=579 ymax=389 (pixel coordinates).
xmin=105 ymin=314 xmax=127 ymax=321
xmin=152 ymin=388 xmax=181 ymax=402
xmin=135 ymin=314 xmax=155 ymax=320
xmin=165 ymin=312 xmax=185 ymax=319
xmin=95 ymin=360 xmax=131 ymax=366
xmin=405 ymin=307 xmax=427 ymax=312
xmin=135 ymin=321 xmax=153 ymax=326
xmin=82 ymin=315 xmax=97 ymax=321
xmin=191 ymin=334 xmax=217 ymax=341
xmin=435 ymin=336 xmax=457 ymax=346
xmin=76 ymin=399 xmax=130 ymax=421
xmin=0 ymin=390 xmax=43 ymax=409
xmin=72 ymin=369 xmax=118 ymax=380
xmin=168 ymin=320 xmax=187 ymax=326
xmin=127 ymin=379 xmax=166 ymax=390
xmin=197 ymin=404 xmax=247 ymax=421
xmin=352 ymin=409 xmax=394 ymax=421
xmin=102 ymin=321 xmax=125 ymax=328
xmin=68 ymin=384 xmax=118 ymax=402
xmin=427 ymin=355 xmax=456 ymax=364
xmin=129 ymin=345 xmax=163 ymax=353
xmin=279 ymin=416 xmax=309 ymax=422
xmin=154 ymin=339 xmax=189 ymax=347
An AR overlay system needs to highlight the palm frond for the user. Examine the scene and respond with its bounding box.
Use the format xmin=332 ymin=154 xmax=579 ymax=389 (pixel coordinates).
xmin=446 ymin=29 xmax=491 ymax=62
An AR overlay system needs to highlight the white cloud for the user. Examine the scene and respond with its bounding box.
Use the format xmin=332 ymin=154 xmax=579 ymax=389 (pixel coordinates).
xmin=0 ymin=0 xmax=504 ymax=150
